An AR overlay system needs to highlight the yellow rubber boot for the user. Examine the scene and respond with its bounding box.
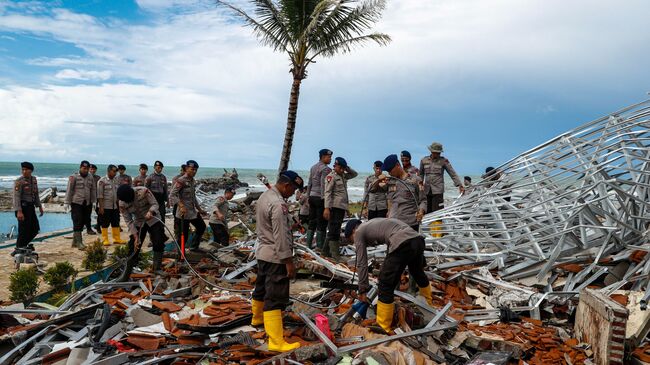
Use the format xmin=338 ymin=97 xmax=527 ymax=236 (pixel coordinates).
xmin=251 ymin=299 xmax=264 ymax=326
xmin=376 ymin=301 xmax=395 ymax=333
xmin=263 ymin=310 xmax=300 ymax=352
xmin=112 ymin=227 xmax=126 ymax=244
xmin=101 ymin=228 xmax=110 ymax=246
xmin=418 ymin=284 xmax=434 ymax=306
xmin=430 ymin=220 xmax=443 ymax=238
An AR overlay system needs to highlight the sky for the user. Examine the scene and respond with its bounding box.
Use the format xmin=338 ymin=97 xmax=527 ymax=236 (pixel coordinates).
xmin=0 ymin=0 xmax=649 ymax=174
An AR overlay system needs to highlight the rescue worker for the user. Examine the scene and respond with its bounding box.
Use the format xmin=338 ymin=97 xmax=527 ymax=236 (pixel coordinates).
xmin=65 ymin=160 xmax=96 ymax=249
xmin=172 ymin=164 xmax=187 ymax=241
xmin=97 ymin=165 xmax=126 ymax=246
xmin=116 ymin=184 xmax=166 ymax=281
xmin=345 ymin=218 xmax=434 ymax=333
xmin=12 ymin=162 xmax=43 ymax=254
xmin=133 ymin=163 xmax=148 ymax=187
xmin=209 ymin=187 xmax=235 ymax=246
xmin=117 ymin=165 xmax=132 ymax=186
xmin=419 ymin=142 xmax=464 ymax=213
xmin=145 ymin=161 xmax=168 ymax=223
xmin=323 ymin=157 xmax=357 ymax=260
xmin=250 ymin=171 xmax=304 ymax=352
xmin=400 ymin=151 xmax=419 ymax=175
xmin=362 ymin=161 xmax=388 ymax=220
xmin=381 ymin=154 xmax=426 ymax=231
xmin=169 ymin=160 xmax=207 ymax=252
xmin=305 ymin=149 xmax=333 ymax=250
xmin=88 ymin=164 xmax=100 ymax=234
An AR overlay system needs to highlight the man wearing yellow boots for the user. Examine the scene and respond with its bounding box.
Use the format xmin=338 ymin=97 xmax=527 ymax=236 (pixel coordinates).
xmin=97 ymin=164 xmax=126 ymax=246
xmin=250 ymin=171 xmax=304 ymax=352
xmin=345 ymin=218 xmax=434 ymax=333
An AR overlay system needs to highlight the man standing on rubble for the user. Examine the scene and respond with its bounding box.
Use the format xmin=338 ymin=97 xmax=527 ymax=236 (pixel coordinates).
xmin=345 ymin=218 xmax=434 ymax=333
xmin=133 ymin=163 xmax=148 ymax=187
xmin=305 ymin=148 xmax=333 ymax=250
xmin=116 ymin=184 xmax=166 ymax=280
xmin=117 ymin=165 xmax=132 ymax=186
xmin=209 ymin=187 xmax=235 ymax=247
xmin=381 ymin=154 xmax=427 ymax=231
xmin=362 ymin=161 xmax=389 ymax=220
xmin=172 ymin=164 xmax=187 ymax=241
xmin=146 ymin=160 xmax=168 ymax=224
xmin=169 ymin=160 xmax=207 ymax=253
xmin=323 ymin=157 xmax=358 ymax=260
xmin=12 ymin=162 xmax=43 ymax=255
xmin=88 ymin=164 xmax=100 ymax=235
xmin=66 ymin=160 xmax=96 ymax=249
xmin=419 ymin=142 xmax=464 ymax=213
xmin=97 ymin=165 xmax=126 ymax=246
xmin=251 ymin=170 xmax=304 ymax=352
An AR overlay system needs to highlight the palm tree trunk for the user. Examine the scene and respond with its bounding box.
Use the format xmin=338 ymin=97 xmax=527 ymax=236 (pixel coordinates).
xmin=277 ymin=76 xmax=303 ymax=174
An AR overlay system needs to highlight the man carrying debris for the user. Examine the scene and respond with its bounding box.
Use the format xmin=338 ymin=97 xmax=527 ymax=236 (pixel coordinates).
xmin=117 ymin=164 xmax=132 ymax=186
xmin=323 ymin=157 xmax=358 ymax=260
xmin=146 ymin=160 xmax=169 ymax=223
xmin=401 ymin=150 xmax=419 ymax=175
xmin=133 ymin=163 xmax=148 ymax=187
xmin=88 ymin=164 xmax=100 ymax=235
xmin=305 ymin=148 xmax=333 ymax=250
xmin=362 ymin=160 xmax=389 ymax=220
xmin=209 ymin=187 xmax=235 ymax=246
xmin=116 ymin=184 xmax=165 ymax=280
xmin=66 ymin=160 xmax=97 ymax=249
xmin=170 ymin=160 xmax=207 ymax=253
xmin=251 ymin=170 xmax=304 ymax=352
xmin=419 ymin=142 xmax=464 ymax=213
xmin=345 ymin=218 xmax=434 ymax=333
xmin=381 ymin=154 xmax=427 ymax=231
xmin=97 ymin=165 xmax=126 ymax=246
xmin=12 ymin=162 xmax=43 ymax=255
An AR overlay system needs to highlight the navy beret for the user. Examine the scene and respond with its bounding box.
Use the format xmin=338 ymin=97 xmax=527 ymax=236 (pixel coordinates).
xmin=117 ymin=184 xmax=135 ymax=202
xmin=373 ymin=160 xmax=383 ymax=168
xmin=21 ymin=162 xmax=34 ymax=171
xmin=154 ymin=160 xmax=164 ymax=167
xmin=382 ymin=154 xmax=399 ymax=172
xmin=400 ymin=150 xmax=411 ymax=159
xmin=280 ymin=170 xmax=304 ymax=189
xmin=90 ymin=164 xmax=97 ymax=169
xmin=117 ymin=164 xmax=126 ymax=170
xmin=334 ymin=157 xmax=348 ymax=168
xmin=345 ymin=219 xmax=362 ymax=238
xmin=319 ymin=149 xmax=333 ymax=157
xmin=139 ymin=163 xmax=148 ymax=169
xmin=186 ymin=160 xmax=199 ymax=169
xmin=80 ymin=160 xmax=90 ymax=168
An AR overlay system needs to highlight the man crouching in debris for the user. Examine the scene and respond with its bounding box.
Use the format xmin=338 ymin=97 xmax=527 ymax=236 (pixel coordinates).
xmin=345 ymin=218 xmax=434 ymax=333
xmin=116 ymin=184 xmax=166 ymax=281
xmin=251 ymin=170 xmax=304 ymax=352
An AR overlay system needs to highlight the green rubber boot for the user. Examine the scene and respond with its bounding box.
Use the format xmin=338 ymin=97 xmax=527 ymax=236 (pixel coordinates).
xmin=329 ymin=240 xmax=341 ymax=261
xmin=305 ymin=230 xmax=314 ymax=248
xmin=316 ymin=231 xmax=325 ymax=250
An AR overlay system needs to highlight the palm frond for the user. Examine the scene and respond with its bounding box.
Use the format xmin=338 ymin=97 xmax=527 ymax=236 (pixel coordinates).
xmin=310 ymin=32 xmax=391 ymax=58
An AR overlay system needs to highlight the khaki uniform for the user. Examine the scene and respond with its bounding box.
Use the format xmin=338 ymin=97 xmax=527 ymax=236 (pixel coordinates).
xmin=308 ymin=162 xmax=331 ymax=198
xmin=209 ymin=196 xmax=229 ymax=226
xmin=254 ymin=186 xmax=293 ymax=264
xmin=97 ymin=176 xmax=119 ymax=210
xmin=13 ymin=176 xmax=41 ymax=249
xmin=119 ymin=187 xmax=160 ymax=236
xmin=363 ymin=174 xmax=388 ymax=211
xmin=117 ymin=174 xmax=132 ymax=186
xmin=387 ymin=173 xmax=426 ymax=227
xmin=13 ymin=176 xmax=41 ymax=211
xmin=323 ymin=168 xmax=358 ymax=210
xmin=169 ymin=175 xmax=201 ymax=220
xmin=65 ymin=172 xmax=97 ymax=205
xmin=419 ymin=156 xmax=462 ymax=195
xmin=133 ymin=175 xmax=147 ymax=187
xmin=146 ymin=172 xmax=168 ymax=222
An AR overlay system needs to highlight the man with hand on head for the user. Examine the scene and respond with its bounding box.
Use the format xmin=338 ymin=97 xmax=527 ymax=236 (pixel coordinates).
xmin=381 ymin=154 xmax=427 ymax=231
xmin=12 ymin=162 xmax=43 ymax=255
xmin=362 ymin=160 xmax=388 ymax=220
xmin=323 ymin=157 xmax=357 ymax=260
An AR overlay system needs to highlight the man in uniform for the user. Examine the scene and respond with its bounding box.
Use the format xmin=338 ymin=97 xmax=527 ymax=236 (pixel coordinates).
xmin=345 ymin=218 xmax=434 ymax=333
xmin=362 ymin=161 xmax=388 ymax=220
xmin=419 ymin=142 xmax=464 ymax=213
xmin=400 ymin=151 xmax=419 ymax=175
xmin=117 ymin=165 xmax=132 ymax=186
xmin=172 ymin=164 xmax=187 ymax=240
xmin=169 ymin=160 xmax=207 ymax=253
xmin=133 ymin=164 xmax=148 ymax=187
xmin=97 ymin=165 xmax=126 ymax=246
xmin=297 ymin=187 xmax=310 ymax=227
xmin=305 ymin=149 xmax=333 ymax=250
xmin=250 ymin=171 xmax=303 ymax=352
xmin=209 ymin=187 xmax=235 ymax=246
xmin=88 ymin=164 xmax=100 ymax=234
xmin=146 ymin=160 xmax=169 ymax=223
xmin=116 ymin=184 xmax=166 ymax=281
xmin=12 ymin=162 xmax=43 ymax=254
xmin=66 ymin=160 xmax=97 ymax=249
xmin=323 ymin=157 xmax=357 ymax=260
xmin=381 ymin=154 xmax=427 ymax=231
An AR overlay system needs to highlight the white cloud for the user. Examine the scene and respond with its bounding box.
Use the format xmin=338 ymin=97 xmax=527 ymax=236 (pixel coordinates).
xmin=54 ymin=69 xmax=112 ymax=81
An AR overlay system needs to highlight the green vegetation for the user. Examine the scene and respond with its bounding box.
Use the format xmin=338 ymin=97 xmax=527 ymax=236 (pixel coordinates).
xmin=83 ymin=241 xmax=107 ymax=271
xmin=9 ymin=268 xmax=39 ymax=302
xmin=43 ymin=261 xmax=78 ymax=289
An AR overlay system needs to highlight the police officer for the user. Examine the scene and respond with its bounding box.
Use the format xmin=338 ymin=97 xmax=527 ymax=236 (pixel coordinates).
xmin=169 ymin=160 xmax=207 ymax=252
xmin=250 ymin=171 xmax=303 ymax=352
xmin=323 ymin=157 xmax=357 ymax=260
xmin=97 ymin=165 xmax=126 ymax=246
xmin=117 ymin=165 xmax=132 ymax=186
xmin=172 ymin=164 xmax=187 ymax=240
xmin=66 ymin=160 xmax=97 ymax=249
xmin=116 ymin=184 xmax=166 ymax=281
xmin=419 ymin=142 xmax=464 ymax=213
xmin=12 ymin=162 xmax=43 ymax=254
xmin=381 ymin=154 xmax=427 ymax=231
xmin=133 ymin=163 xmax=148 ymax=187
xmin=146 ymin=161 xmax=168 ymax=223
xmin=297 ymin=187 xmax=310 ymax=226
xmin=88 ymin=164 xmax=100 ymax=234
xmin=345 ymin=218 xmax=434 ymax=333
xmin=400 ymin=151 xmax=419 ymax=175
xmin=305 ymin=149 xmax=333 ymax=250
xmin=209 ymin=187 xmax=235 ymax=246
xmin=362 ymin=161 xmax=388 ymax=220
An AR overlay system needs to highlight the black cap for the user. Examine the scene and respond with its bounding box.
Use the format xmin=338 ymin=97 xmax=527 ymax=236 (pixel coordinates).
xmin=90 ymin=164 xmax=97 ymax=169
xmin=117 ymin=184 xmax=135 ymax=202
xmin=280 ymin=170 xmax=304 ymax=189
xmin=107 ymin=164 xmax=117 ymax=171
xmin=80 ymin=160 xmax=90 ymax=168
xmin=382 ymin=154 xmax=399 ymax=172
xmin=20 ymin=162 xmax=34 ymax=171
xmin=319 ymin=149 xmax=333 ymax=157
xmin=224 ymin=186 xmax=236 ymax=193
xmin=186 ymin=160 xmax=199 ymax=169
xmin=485 ymin=166 xmax=495 ymax=173
xmin=400 ymin=150 xmax=411 ymax=159
xmin=334 ymin=157 xmax=348 ymax=168
xmin=345 ymin=219 xmax=362 ymax=238
xmin=373 ymin=160 xmax=382 ymax=168
xmin=154 ymin=160 xmax=164 ymax=167
xmin=118 ymin=164 xmax=126 ymax=170
xmin=139 ymin=163 xmax=148 ymax=170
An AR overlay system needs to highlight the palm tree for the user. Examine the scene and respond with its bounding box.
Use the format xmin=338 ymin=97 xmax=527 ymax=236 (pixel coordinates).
xmin=216 ymin=0 xmax=391 ymax=174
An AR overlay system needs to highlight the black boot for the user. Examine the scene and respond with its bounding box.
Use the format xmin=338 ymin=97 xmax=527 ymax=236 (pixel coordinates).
xmin=153 ymin=251 xmax=163 ymax=274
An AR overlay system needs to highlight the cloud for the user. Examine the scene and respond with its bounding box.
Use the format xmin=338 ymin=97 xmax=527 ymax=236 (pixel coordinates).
xmin=55 ymin=69 xmax=112 ymax=81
